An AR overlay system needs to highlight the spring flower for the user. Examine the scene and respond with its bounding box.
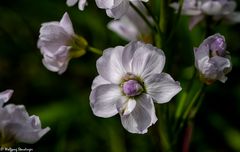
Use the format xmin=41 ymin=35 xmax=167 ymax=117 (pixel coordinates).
xmin=194 ymin=33 xmax=232 ymax=84
xmin=38 ymin=12 xmax=87 ymax=74
xmin=170 ymin=0 xmax=240 ymax=29
xmin=90 ymin=41 xmax=181 ymax=134
xmin=95 ymin=0 xmax=149 ymax=19
xmin=0 ymin=90 xmax=50 ymax=146
xmin=66 ymin=0 xmax=88 ymax=11
xmin=107 ymin=1 xmax=152 ymax=42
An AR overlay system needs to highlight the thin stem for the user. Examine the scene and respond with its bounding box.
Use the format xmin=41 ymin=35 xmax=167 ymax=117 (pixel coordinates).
xmin=130 ymin=2 xmax=156 ymax=33
xmin=142 ymin=2 xmax=163 ymax=48
xmin=182 ymin=84 xmax=205 ymax=121
xmin=175 ymin=68 xmax=196 ymax=121
xmin=87 ymin=46 xmax=102 ymax=55
xmin=167 ymin=0 xmax=185 ymax=43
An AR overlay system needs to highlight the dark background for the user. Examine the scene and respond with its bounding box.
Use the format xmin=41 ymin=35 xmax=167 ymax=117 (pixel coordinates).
xmin=0 ymin=0 xmax=240 ymax=151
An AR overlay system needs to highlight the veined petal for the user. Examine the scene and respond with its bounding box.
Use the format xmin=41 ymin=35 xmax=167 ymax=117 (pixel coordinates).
xmin=117 ymin=97 xmax=136 ymax=116
xmin=120 ymin=94 xmax=157 ymax=134
xmin=106 ymin=0 xmax=129 ymax=19
xmin=38 ymin=24 xmax=71 ymax=54
xmin=42 ymin=46 xmax=70 ymax=74
xmin=144 ymin=73 xmax=182 ymax=103
xmin=59 ymin=12 xmax=75 ymax=35
xmin=209 ymin=56 xmax=231 ymax=83
xmin=2 ymin=104 xmax=50 ymax=144
xmin=91 ymin=75 xmax=111 ymax=89
xmin=0 ymin=90 xmax=14 ymax=107
xmin=96 ymin=46 xmax=126 ymax=84
xmin=107 ymin=16 xmax=139 ymax=41
xmin=90 ymin=84 xmax=122 ymax=118
xmin=124 ymin=41 xmax=165 ymax=78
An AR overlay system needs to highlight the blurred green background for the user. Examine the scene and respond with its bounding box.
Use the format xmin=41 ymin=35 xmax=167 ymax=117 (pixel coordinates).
xmin=0 ymin=0 xmax=240 ymax=151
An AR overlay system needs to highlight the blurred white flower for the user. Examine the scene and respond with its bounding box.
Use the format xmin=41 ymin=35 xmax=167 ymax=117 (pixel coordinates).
xmin=90 ymin=41 xmax=181 ymax=134
xmin=95 ymin=0 xmax=149 ymax=19
xmin=38 ymin=12 xmax=87 ymax=74
xmin=0 ymin=90 xmax=50 ymax=146
xmin=194 ymin=33 xmax=232 ymax=84
xmin=66 ymin=0 xmax=88 ymax=11
xmin=107 ymin=1 xmax=151 ymax=42
xmin=170 ymin=0 xmax=240 ymax=29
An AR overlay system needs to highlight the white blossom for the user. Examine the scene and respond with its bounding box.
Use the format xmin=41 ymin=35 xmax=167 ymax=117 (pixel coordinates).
xmin=107 ymin=1 xmax=151 ymax=41
xmin=66 ymin=0 xmax=88 ymax=11
xmin=170 ymin=0 xmax=240 ymax=29
xmin=96 ymin=0 xmax=149 ymax=19
xmin=194 ymin=33 xmax=232 ymax=84
xmin=0 ymin=90 xmax=50 ymax=145
xmin=90 ymin=41 xmax=181 ymax=134
xmin=38 ymin=12 xmax=87 ymax=74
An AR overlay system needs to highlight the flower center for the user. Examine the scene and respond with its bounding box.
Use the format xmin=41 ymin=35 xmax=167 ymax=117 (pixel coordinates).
xmin=122 ymin=80 xmax=143 ymax=97
xmin=210 ymin=37 xmax=226 ymax=56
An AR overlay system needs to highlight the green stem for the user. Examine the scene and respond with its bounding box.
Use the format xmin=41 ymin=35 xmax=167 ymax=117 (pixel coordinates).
xmin=167 ymin=0 xmax=185 ymax=43
xmin=182 ymin=84 xmax=205 ymax=121
xmin=130 ymin=2 xmax=156 ymax=33
xmin=175 ymin=68 xmax=196 ymax=120
xmin=142 ymin=2 xmax=163 ymax=48
xmin=87 ymin=46 xmax=102 ymax=55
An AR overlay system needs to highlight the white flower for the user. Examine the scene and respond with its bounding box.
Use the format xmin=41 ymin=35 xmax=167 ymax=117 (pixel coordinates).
xmin=95 ymin=0 xmax=149 ymax=19
xmin=194 ymin=33 xmax=232 ymax=84
xmin=170 ymin=0 xmax=240 ymax=29
xmin=107 ymin=1 xmax=151 ymax=41
xmin=38 ymin=12 xmax=87 ymax=74
xmin=0 ymin=90 xmax=50 ymax=145
xmin=90 ymin=41 xmax=181 ymax=134
xmin=66 ymin=0 xmax=88 ymax=11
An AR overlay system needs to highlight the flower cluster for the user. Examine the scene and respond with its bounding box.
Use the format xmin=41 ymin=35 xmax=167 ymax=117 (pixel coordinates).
xmin=171 ymin=0 xmax=240 ymax=29
xmin=35 ymin=0 xmax=236 ymax=136
xmin=0 ymin=90 xmax=50 ymax=146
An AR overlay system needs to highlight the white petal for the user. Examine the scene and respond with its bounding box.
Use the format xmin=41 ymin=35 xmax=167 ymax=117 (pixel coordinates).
xmin=120 ymin=94 xmax=157 ymax=134
xmin=201 ymin=1 xmax=222 ymax=15
xmin=96 ymin=46 xmax=126 ymax=84
xmin=225 ymin=12 xmax=240 ymax=23
xmin=2 ymin=105 xmax=50 ymax=144
xmin=66 ymin=0 xmax=78 ymax=6
xmin=0 ymin=90 xmax=14 ymax=107
xmin=145 ymin=73 xmax=182 ymax=103
xmin=90 ymin=84 xmax=122 ymax=118
xmin=209 ymin=56 xmax=231 ymax=83
xmin=106 ymin=0 xmax=129 ymax=19
xmin=95 ymin=0 xmax=115 ymax=9
xmin=222 ymin=1 xmax=236 ymax=15
xmin=42 ymin=46 xmax=70 ymax=74
xmin=117 ymin=97 xmax=136 ymax=116
xmin=38 ymin=24 xmax=71 ymax=54
xmin=78 ymin=0 xmax=88 ymax=11
xmin=91 ymin=75 xmax=111 ymax=89
xmin=60 ymin=12 xmax=75 ymax=35
xmin=123 ymin=41 xmax=165 ymax=78
xmin=107 ymin=16 xmax=139 ymax=41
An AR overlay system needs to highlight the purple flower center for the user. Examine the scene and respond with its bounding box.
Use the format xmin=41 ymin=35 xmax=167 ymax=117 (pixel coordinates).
xmin=122 ymin=80 xmax=143 ymax=97
xmin=210 ymin=37 xmax=226 ymax=56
